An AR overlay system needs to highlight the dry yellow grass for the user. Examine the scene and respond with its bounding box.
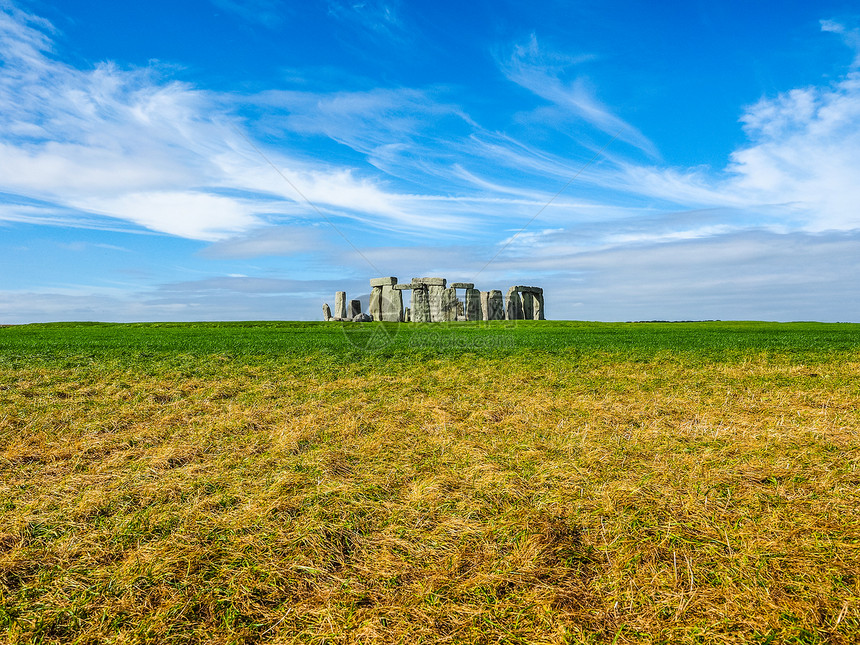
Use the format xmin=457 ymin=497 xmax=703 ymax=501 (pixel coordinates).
xmin=1 ymin=349 xmax=859 ymax=643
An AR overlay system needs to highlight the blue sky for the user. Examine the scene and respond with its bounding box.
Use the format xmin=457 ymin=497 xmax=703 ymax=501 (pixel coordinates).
xmin=2 ymin=0 xmax=860 ymax=322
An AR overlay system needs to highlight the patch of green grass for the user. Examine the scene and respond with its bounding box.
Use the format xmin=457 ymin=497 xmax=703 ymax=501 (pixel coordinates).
xmin=2 ymin=320 xmax=859 ymax=364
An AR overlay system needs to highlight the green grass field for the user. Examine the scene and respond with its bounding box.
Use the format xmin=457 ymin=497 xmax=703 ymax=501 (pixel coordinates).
xmin=1 ymin=321 xmax=859 ymax=644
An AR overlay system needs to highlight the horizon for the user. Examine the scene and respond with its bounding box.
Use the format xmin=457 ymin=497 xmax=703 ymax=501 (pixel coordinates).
xmin=2 ymin=1 xmax=860 ymax=324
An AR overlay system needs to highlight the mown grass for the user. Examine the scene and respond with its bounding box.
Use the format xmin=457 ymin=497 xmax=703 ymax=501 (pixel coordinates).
xmin=1 ymin=321 xmax=859 ymax=644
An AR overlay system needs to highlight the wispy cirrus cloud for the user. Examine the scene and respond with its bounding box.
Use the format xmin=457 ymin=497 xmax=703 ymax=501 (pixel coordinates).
xmin=1 ymin=3 xmax=616 ymax=246
xmin=500 ymin=34 xmax=660 ymax=159
xmin=326 ymin=0 xmax=404 ymax=42
xmin=0 ymin=4 xmax=497 ymax=242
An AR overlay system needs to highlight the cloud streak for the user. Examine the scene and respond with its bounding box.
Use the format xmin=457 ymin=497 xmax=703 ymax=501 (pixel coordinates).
xmin=500 ymin=34 xmax=659 ymax=159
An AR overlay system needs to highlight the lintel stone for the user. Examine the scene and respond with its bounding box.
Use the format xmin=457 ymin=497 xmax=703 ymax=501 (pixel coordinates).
xmin=450 ymin=282 xmax=474 ymax=289
xmin=393 ymin=283 xmax=413 ymax=290
xmin=370 ymin=276 xmax=398 ymax=287
xmin=412 ymin=277 xmax=446 ymax=287
xmin=514 ymin=285 xmax=543 ymax=294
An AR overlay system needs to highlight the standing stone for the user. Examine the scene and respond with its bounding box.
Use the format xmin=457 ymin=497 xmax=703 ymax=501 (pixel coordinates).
xmin=535 ymin=292 xmax=545 ymax=320
xmin=480 ymin=291 xmax=490 ymax=321
xmin=348 ymin=299 xmax=362 ymax=319
xmin=428 ymin=285 xmax=446 ymax=322
xmin=505 ymin=287 xmax=523 ymax=320
xmin=521 ymin=291 xmax=535 ymax=320
xmin=487 ymin=290 xmax=505 ymax=320
xmin=411 ymin=286 xmax=431 ymax=322
xmin=335 ymin=292 xmax=347 ymax=320
xmin=369 ymin=286 xmax=383 ymax=320
xmin=465 ymin=288 xmax=481 ymax=321
xmin=380 ymin=284 xmax=403 ymax=322
xmin=441 ymin=287 xmax=458 ymax=322
xmin=322 ymin=303 xmax=332 ymax=321
xmin=404 ymin=307 xmax=411 ymax=322
xmin=411 ymin=278 xmax=446 ymax=323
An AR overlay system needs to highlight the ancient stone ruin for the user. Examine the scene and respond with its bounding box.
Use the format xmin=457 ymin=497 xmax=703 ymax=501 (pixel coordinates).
xmin=323 ymin=277 xmax=545 ymax=322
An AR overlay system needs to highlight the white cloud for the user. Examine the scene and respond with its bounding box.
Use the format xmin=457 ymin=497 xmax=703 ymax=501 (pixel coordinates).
xmin=570 ymin=73 xmax=860 ymax=233
xmin=821 ymin=19 xmax=860 ymax=66
xmin=0 ymin=5 xmax=488 ymax=241
xmin=83 ymin=192 xmax=263 ymax=241
xmin=501 ymin=34 xmax=659 ymax=159
xmin=725 ymin=74 xmax=860 ymax=230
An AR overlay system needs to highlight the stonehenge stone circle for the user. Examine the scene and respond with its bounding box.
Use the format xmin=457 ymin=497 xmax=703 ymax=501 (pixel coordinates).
xmin=323 ymin=277 xmax=545 ymax=323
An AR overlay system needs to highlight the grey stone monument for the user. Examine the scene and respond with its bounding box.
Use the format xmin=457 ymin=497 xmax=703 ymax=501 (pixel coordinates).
xmin=480 ymin=291 xmax=490 ymax=321
xmin=335 ymin=291 xmax=347 ymax=320
xmin=515 ymin=286 xmax=545 ymax=320
xmin=369 ymin=277 xmax=402 ymax=322
xmin=411 ymin=285 xmax=431 ymax=323
xmin=487 ymin=290 xmax=504 ymax=320
xmin=464 ymin=288 xmax=481 ymax=321
xmin=428 ymin=287 xmax=446 ymax=322
xmin=521 ymin=291 xmax=535 ymax=320
xmin=370 ymin=277 xmax=398 ymax=288
xmin=505 ymin=287 xmax=523 ymax=320
xmin=411 ymin=277 xmax=446 ymax=322
xmin=348 ymin=299 xmax=362 ymax=319
xmin=325 ymin=277 xmax=543 ymax=323
xmin=382 ymin=287 xmax=403 ymax=322
xmin=450 ymin=283 xmax=478 ymax=322
xmin=369 ymin=286 xmax=382 ymax=320
xmin=442 ymin=287 xmax=458 ymax=322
